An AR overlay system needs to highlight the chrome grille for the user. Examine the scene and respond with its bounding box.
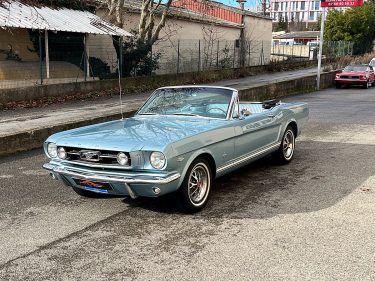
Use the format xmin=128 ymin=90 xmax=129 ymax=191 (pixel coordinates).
xmin=59 ymin=147 xmax=131 ymax=166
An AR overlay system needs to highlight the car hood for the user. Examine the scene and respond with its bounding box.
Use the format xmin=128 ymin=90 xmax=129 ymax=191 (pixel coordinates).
xmin=47 ymin=115 xmax=227 ymax=152
xmin=339 ymin=71 xmax=367 ymax=76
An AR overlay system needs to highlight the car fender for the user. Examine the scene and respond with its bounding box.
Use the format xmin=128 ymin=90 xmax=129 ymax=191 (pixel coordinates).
xmin=175 ymin=148 xmax=216 ymax=188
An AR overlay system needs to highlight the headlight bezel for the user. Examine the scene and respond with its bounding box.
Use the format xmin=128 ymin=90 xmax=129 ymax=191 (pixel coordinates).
xmin=150 ymin=151 xmax=166 ymax=170
xmin=47 ymin=142 xmax=58 ymax=158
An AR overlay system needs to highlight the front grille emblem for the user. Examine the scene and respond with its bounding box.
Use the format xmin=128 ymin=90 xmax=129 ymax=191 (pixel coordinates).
xmin=80 ymin=150 xmax=101 ymax=162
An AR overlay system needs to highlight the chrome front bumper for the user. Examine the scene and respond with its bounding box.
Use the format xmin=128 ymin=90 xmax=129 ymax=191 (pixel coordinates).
xmin=43 ymin=163 xmax=181 ymax=198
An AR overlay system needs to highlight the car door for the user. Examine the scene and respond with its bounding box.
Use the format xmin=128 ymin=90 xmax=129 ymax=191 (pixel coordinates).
xmin=368 ymin=66 xmax=375 ymax=84
xmin=233 ymin=106 xmax=283 ymax=158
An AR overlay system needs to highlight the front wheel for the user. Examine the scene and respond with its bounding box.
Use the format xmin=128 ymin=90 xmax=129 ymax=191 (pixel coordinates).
xmin=179 ymin=157 xmax=212 ymax=213
xmin=363 ymin=80 xmax=369 ymax=89
xmin=274 ymin=125 xmax=295 ymax=164
xmin=335 ymin=82 xmax=341 ymax=89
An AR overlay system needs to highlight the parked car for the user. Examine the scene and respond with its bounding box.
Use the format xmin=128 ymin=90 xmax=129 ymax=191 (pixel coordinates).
xmin=335 ymin=64 xmax=375 ymax=89
xmin=43 ymin=86 xmax=309 ymax=212
xmin=369 ymin=58 xmax=375 ymax=68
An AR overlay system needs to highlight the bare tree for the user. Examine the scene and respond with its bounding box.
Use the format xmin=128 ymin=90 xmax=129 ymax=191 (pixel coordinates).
xmin=104 ymin=0 xmax=173 ymax=45
xmin=102 ymin=0 xmax=174 ymax=76
xmin=201 ymin=24 xmax=223 ymax=70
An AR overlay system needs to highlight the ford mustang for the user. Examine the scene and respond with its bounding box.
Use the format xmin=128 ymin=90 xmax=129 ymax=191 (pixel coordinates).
xmin=335 ymin=64 xmax=375 ymax=89
xmin=43 ymin=86 xmax=309 ymax=212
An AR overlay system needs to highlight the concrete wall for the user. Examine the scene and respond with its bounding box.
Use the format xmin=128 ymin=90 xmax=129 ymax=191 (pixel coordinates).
xmin=95 ymin=9 xmax=273 ymax=74
xmin=0 ymin=60 xmax=319 ymax=104
xmin=0 ymin=28 xmax=38 ymax=62
xmin=244 ymin=16 xmax=273 ymax=65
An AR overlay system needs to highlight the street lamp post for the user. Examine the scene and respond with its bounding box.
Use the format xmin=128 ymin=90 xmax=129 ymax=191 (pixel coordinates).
xmin=237 ymin=0 xmax=246 ymax=68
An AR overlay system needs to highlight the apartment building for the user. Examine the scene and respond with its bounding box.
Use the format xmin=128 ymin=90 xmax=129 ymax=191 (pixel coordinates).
xmin=266 ymin=0 xmax=322 ymax=23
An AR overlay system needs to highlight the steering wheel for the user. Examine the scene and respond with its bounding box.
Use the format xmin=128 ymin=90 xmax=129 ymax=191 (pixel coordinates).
xmin=207 ymin=107 xmax=227 ymax=115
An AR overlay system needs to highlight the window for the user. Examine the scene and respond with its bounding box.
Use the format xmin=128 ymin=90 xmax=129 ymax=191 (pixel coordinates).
xmin=314 ymin=1 xmax=320 ymax=10
xmin=281 ymin=2 xmax=284 ymax=11
xmin=301 ymin=1 xmax=305 ymax=10
xmin=301 ymin=12 xmax=305 ymax=20
xmin=296 ymin=12 xmax=300 ymax=20
xmin=285 ymin=2 xmax=288 ymax=9
xmin=309 ymin=11 xmax=314 ymax=20
xmin=274 ymin=2 xmax=279 ymax=11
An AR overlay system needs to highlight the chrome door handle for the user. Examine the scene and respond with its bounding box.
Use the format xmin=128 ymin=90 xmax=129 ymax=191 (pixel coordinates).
xmin=267 ymin=113 xmax=275 ymax=118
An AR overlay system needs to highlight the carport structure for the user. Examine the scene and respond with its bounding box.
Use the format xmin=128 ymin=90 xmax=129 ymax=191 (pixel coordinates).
xmin=0 ymin=0 xmax=132 ymax=85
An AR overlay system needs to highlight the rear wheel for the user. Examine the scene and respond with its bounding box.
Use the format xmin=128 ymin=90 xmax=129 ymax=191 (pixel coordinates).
xmin=274 ymin=125 xmax=295 ymax=164
xmin=179 ymin=157 xmax=212 ymax=213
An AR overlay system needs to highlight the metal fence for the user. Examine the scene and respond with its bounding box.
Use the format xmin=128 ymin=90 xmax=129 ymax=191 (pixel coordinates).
xmin=0 ymin=31 xmax=354 ymax=89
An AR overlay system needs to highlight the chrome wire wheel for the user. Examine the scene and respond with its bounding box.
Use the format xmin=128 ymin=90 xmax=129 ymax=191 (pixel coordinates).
xmin=188 ymin=163 xmax=210 ymax=206
xmin=282 ymin=130 xmax=295 ymax=160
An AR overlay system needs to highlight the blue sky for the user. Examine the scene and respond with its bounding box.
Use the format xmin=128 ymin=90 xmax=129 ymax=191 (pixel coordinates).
xmin=218 ymin=0 xmax=257 ymax=9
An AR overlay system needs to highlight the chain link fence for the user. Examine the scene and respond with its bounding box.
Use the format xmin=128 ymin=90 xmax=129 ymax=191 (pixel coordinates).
xmin=0 ymin=30 xmax=355 ymax=90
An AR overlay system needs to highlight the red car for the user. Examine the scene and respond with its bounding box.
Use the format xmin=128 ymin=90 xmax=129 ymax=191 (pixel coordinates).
xmin=335 ymin=64 xmax=375 ymax=89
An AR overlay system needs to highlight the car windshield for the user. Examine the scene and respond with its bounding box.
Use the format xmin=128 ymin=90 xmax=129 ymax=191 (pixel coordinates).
xmin=137 ymin=87 xmax=233 ymax=119
xmin=344 ymin=65 xmax=367 ymax=72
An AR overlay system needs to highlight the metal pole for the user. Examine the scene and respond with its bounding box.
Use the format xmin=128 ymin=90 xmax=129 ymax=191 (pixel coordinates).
xmin=119 ymin=36 xmax=123 ymax=77
xmin=198 ymin=39 xmax=201 ymax=72
xmin=216 ymin=40 xmax=219 ymax=69
xmin=87 ymin=36 xmax=90 ymax=78
xmin=177 ymin=40 xmax=180 ymax=74
xmin=317 ymin=8 xmax=326 ymax=90
xmin=233 ymin=42 xmax=236 ymax=68
xmin=83 ymin=35 xmax=87 ymax=81
xmin=38 ymin=31 xmax=43 ymax=85
xmin=44 ymin=30 xmax=50 ymax=79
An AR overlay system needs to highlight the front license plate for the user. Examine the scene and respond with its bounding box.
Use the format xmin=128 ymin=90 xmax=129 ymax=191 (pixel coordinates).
xmin=73 ymin=178 xmax=112 ymax=191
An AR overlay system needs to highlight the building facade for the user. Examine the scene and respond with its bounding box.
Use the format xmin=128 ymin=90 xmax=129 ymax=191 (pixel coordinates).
xmin=263 ymin=0 xmax=322 ymax=23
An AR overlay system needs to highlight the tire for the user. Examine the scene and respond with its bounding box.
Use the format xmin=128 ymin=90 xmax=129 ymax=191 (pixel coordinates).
xmin=335 ymin=83 xmax=341 ymax=89
xmin=179 ymin=157 xmax=212 ymax=213
xmin=72 ymin=186 xmax=106 ymax=198
xmin=363 ymin=80 xmax=369 ymax=89
xmin=274 ymin=125 xmax=295 ymax=164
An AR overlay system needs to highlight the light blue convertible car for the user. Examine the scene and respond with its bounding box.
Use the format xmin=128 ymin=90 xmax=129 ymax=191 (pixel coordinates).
xmin=43 ymin=86 xmax=308 ymax=212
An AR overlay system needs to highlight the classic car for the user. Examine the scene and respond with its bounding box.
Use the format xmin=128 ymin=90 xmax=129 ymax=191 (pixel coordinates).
xmin=43 ymin=86 xmax=309 ymax=212
xmin=335 ymin=64 xmax=375 ymax=89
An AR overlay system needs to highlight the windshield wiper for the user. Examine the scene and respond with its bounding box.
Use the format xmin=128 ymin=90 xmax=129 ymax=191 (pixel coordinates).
xmin=171 ymin=113 xmax=199 ymax=116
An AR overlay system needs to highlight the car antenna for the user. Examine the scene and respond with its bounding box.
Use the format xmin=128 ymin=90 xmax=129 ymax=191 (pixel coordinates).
xmin=118 ymin=59 xmax=124 ymax=120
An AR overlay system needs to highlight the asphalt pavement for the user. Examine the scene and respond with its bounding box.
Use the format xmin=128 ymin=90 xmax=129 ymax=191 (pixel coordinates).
xmin=1 ymin=81 xmax=375 ymax=280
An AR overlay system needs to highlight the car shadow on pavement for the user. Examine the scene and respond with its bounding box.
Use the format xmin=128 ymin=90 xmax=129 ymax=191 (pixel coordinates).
xmin=122 ymin=140 xmax=375 ymax=219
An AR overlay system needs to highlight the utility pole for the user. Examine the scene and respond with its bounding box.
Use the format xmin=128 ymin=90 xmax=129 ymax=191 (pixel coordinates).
xmin=237 ymin=0 xmax=246 ymax=68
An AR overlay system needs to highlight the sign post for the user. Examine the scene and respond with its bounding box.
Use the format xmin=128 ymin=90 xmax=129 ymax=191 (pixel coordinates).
xmin=317 ymin=8 xmax=325 ymax=90
xmin=317 ymin=0 xmax=364 ymax=90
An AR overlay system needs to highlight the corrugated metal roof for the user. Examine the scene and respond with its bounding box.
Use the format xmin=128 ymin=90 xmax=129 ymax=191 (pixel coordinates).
xmin=0 ymin=1 xmax=132 ymax=36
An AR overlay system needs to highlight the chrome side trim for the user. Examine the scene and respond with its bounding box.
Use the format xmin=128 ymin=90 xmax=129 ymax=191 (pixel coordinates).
xmin=216 ymin=142 xmax=281 ymax=173
xmin=43 ymin=163 xmax=181 ymax=185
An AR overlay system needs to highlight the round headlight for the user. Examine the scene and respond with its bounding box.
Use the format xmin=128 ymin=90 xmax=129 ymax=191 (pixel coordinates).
xmin=150 ymin=152 xmax=166 ymax=169
xmin=58 ymin=147 xmax=67 ymax=159
xmin=117 ymin=152 xmax=129 ymax=166
xmin=47 ymin=143 xmax=57 ymax=158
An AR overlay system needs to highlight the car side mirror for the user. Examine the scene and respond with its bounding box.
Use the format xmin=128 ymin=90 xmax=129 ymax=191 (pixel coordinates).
xmin=241 ymin=108 xmax=251 ymax=117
